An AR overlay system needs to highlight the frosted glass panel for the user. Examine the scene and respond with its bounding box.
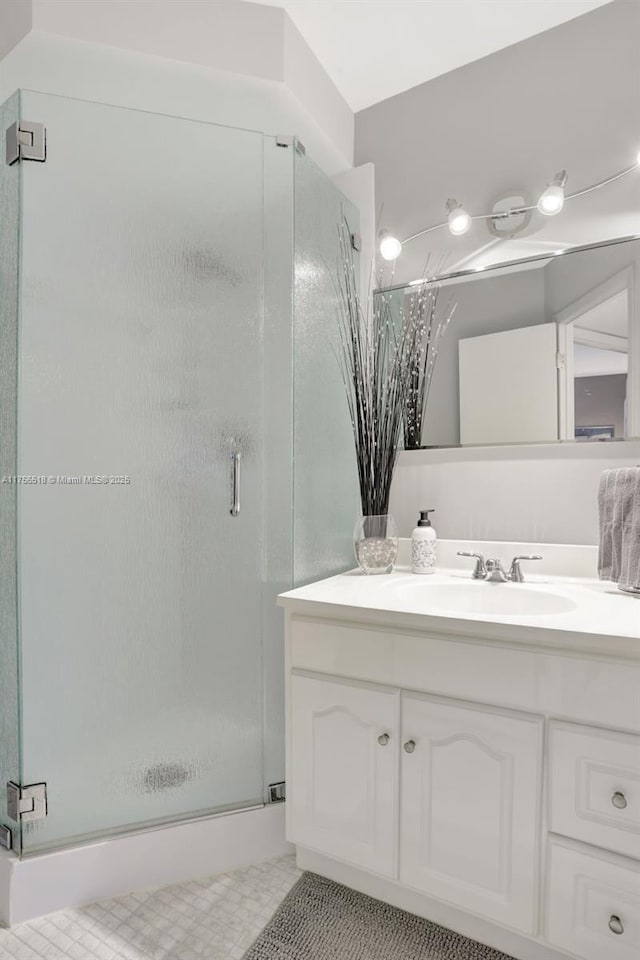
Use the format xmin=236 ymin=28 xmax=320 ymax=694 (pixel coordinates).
xmin=293 ymin=153 xmax=359 ymax=585
xmin=0 ymin=92 xmax=22 ymax=854
xmin=18 ymin=93 xmax=265 ymax=852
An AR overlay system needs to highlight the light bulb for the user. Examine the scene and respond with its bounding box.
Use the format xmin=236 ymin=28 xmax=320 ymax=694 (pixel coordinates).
xmin=446 ymin=199 xmax=471 ymax=236
xmin=537 ymin=185 xmax=564 ymax=215
xmin=537 ymin=170 xmax=567 ymax=216
xmin=379 ymin=232 xmax=402 ymax=261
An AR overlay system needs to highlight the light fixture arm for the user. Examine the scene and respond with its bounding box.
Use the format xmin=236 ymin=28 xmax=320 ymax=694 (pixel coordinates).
xmin=564 ymin=162 xmax=637 ymax=201
xmin=402 ymin=221 xmax=448 ymax=245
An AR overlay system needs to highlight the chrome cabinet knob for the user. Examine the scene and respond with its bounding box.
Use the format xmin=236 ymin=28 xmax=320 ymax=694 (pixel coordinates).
xmin=611 ymin=791 xmax=628 ymax=810
xmin=403 ymin=740 xmax=416 ymax=754
xmin=608 ymin=915 xmax=624 ymax=936
xmin=377 ymin=733 xmax=390 ymax=747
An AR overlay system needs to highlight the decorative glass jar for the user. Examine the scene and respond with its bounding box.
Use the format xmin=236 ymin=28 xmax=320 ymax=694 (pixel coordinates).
xmin=353 ymin=514 xmax=399 ymax=575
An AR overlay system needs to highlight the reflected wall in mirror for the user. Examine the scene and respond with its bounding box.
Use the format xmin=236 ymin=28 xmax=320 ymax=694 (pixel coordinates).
xmin=377 ymin=237 xmax=639 ymax=449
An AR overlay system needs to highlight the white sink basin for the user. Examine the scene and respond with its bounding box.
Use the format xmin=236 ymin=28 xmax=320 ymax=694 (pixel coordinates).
xmin=390 ymin=580 xmax=577 ymax=617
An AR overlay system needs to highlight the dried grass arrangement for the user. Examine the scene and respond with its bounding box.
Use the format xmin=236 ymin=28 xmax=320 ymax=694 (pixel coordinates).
xmin=335 ymin=219 xmax=412 ymax=518
xmin=401 ymin=277 xmax=457 ymax=449
xmin=336 ymin=220 xmax=457 ymax=519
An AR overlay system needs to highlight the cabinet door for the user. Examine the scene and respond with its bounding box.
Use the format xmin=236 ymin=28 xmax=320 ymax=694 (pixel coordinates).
xmin=400 ymin=693 xmax=542 ymax=933
xmin=290 ymin=673 xmax=399 ymax=877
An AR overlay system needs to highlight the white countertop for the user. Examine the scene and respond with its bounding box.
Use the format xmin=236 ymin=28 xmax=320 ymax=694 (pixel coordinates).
xmin=279 ymin=542 xmax=640 ymax=658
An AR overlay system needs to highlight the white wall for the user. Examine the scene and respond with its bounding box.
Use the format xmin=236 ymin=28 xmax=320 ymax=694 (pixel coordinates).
xmin=0 ymin=0 xmax=31 ymax=60
xmin=356 ymin=1 xmax=640 ymax=285
xmin=390 ymin=441 xmax=640 ymax=546
xmin=0 ymin=0 xmax=354 ymax=175
xmin=30 ymin=0 xmax=284 ymax=80
xmin=358 ymin=2 xmax=640 ymax=547
xmin=282 ymin=11 xmax=353 ymax=172
xmin=32 ymin=0 xmax=285 ymax=81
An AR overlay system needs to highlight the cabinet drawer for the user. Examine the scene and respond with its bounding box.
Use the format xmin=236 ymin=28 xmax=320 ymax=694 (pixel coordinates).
xmin=549 ymin=722 xmax=640 ymax=858
xmin=546 ymin=839 xmax=640 ymax=960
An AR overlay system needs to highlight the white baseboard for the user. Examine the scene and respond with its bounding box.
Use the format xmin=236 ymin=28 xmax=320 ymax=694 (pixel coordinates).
xmin=1 ymin=803 xmax=292 ymax=927
xmin=297 ymin=847 xmax=573 ymax=960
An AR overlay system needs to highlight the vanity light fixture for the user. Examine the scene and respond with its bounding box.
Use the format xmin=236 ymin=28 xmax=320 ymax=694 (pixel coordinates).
xmin=537 ymin=170 xmax=567 ymax=216
xmin=379 ymin=151 xmax=640 ymax=261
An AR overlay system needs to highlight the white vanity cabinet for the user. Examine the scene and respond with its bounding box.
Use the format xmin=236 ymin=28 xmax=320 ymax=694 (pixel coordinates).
xmin=289 ymin=673 xmax=541 ymax=933
xmin=282 ymin=595 xmax=640 ymax=960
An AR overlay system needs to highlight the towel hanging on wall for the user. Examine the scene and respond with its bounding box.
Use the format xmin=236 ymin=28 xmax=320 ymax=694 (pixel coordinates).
xmin=598 ymin=467 xmax=640 ymax=594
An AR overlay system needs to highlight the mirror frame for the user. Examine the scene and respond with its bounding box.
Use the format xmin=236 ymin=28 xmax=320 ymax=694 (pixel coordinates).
xmin=375 ymin=234 xmax=640 ymax=294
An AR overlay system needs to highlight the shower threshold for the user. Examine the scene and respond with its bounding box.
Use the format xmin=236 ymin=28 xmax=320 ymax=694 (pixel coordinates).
xmin=0 ymin=802 xmax=290 ymax=926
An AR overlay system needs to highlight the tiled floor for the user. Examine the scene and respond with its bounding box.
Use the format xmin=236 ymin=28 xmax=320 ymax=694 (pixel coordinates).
xmin=0 ymin=854 xmax=301 ymax=960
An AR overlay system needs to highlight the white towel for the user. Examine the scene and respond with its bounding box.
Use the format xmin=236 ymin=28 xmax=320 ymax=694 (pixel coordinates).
xmin=598 ymin=467 xmax=640 ymax=592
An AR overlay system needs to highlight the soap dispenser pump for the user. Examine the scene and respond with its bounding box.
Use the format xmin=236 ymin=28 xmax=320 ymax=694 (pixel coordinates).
xmin=411 ymin=509 xmax=436 ymax=574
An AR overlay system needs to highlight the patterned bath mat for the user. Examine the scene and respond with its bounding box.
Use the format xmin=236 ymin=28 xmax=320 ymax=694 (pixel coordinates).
xmin=244 ymin=871 xmax=516 ymax=959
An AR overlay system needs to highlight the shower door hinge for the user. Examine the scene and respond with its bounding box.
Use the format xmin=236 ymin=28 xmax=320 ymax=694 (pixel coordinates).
xmin=267 ymin=781 xmax=286 ymax=804
xmin=6 ymin=781 xmax=48 ymax=823
xmin=0 ymin=825 xmax=12 ymax=850
xmin=6 ymin=121 xmax=46 ymax=165
xmin=556 ymin=351 xmax=566 ymax=369
xmin=275 ymin=135 xmax=305 ymax=156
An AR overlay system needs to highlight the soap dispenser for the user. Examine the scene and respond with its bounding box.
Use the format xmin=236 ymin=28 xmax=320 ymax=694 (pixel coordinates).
xmin=411 ymin=509 xmax=436 ymax=574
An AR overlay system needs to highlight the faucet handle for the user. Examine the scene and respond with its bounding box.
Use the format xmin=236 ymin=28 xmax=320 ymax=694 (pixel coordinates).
xmin=457 ymin=551 xmax=487 ymax=580
xmin=508 ymin=555 xmax=543 ymax=582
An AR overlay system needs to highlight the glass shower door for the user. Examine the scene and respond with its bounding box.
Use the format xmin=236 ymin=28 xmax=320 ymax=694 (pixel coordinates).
xmin=16 ymin=92 xmax=266 ymax=853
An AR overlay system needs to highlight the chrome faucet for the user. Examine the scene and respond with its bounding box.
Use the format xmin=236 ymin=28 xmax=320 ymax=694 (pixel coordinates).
xmin=485 ymin=558 xmax=510 ymax=582
xmin=457 ymin=552 xmax=542 ymax=582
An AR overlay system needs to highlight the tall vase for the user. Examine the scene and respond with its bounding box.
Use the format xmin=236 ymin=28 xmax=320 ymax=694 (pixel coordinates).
xmin=353 ymin=514 xmax=399 ymax=575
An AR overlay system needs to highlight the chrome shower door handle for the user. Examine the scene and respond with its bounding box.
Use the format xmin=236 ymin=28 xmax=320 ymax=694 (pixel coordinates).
xmin=230 ymin=452 xmax=241 ymax=517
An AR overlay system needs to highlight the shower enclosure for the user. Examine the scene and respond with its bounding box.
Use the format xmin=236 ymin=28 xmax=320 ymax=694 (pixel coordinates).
xmin=0 ymin=90 xmax=358 ymax=860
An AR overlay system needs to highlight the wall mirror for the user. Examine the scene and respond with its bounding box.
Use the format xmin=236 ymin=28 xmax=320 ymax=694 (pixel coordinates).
xmin=376 ymin=236 xmax=639 ymax=449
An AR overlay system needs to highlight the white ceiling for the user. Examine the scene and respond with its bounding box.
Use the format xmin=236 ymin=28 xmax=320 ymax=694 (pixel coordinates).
xmin=249 ymin=0 xmax=612 ymax=111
